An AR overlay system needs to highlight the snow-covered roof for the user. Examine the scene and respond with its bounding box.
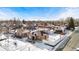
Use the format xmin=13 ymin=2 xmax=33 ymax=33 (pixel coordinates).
xmin=0 ymin=34 xmax=7 ymax=40
xmin=43 ymin=34 xmax=64 ymax=46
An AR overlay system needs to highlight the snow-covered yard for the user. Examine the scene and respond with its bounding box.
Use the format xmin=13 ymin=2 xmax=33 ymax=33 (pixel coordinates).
xmin=0 ymin=37 xmax=42 ymax=51
xmin=0 ymin=30 xmax=72 ymax=51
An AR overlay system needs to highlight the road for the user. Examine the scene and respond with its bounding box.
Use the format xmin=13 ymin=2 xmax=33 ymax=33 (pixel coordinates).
xmin=63 ymin=27 xmax=79 ymax=51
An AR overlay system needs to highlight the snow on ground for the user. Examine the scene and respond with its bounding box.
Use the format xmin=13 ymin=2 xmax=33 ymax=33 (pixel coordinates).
xmin=20 ymin=43 xmax=42 ymax=51
xmin=0 ymin=46 xmax=6 ymax=51
xmin=0 ymin=34 xmax=66 ymax=51
xmin=0 ymin=36 xmax=43 ymax=51
xmin=34 ymin=42 xmax=53 ymax=50
xmin=0 ymin=30 xmax=72 ymax=51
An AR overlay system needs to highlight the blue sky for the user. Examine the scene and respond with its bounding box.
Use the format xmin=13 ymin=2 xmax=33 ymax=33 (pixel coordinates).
xmin=0 ymin=7 xmax=79 ymax=21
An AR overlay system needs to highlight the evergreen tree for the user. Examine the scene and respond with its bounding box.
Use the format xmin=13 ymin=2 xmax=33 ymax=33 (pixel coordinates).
xmin=68 ymin=17 xmax=75 ymax=30
xmin=22 ymin=19 xmax=26 ymax=24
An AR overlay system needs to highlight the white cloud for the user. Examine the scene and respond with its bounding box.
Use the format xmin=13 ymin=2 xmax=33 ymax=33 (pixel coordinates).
xmin=28 ymin=8 xmax=79 ymax=21
xmin=0 ymin=7 xmax=79 ymax=21
xmin=0 ymin=8 xmax=22 ymax=20
xmin=54 ymin=8 xmax=79 ymax=20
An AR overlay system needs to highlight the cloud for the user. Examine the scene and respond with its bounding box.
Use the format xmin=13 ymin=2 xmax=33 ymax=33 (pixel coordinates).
xmin=0 ymin=8 xmax=22 ymax=20
xmin=0 ymin=7 xmax=79 ymax=21
xmin=54 ymin=8 xmax=79 ymax=20
xmin=28 ymin=7 xmax=79 ymax=21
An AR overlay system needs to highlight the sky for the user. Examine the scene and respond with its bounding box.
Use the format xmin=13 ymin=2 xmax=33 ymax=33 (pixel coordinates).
xmin=0 ymin=7 xmax=79 ymax=21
